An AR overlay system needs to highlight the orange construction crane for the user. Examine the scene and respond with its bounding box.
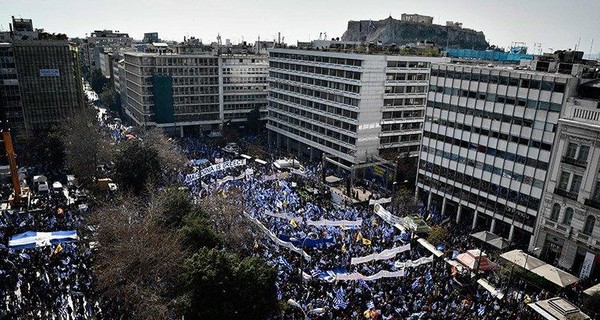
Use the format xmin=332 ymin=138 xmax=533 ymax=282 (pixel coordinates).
xmin=2 ymin=127 xmax=21 ymax=205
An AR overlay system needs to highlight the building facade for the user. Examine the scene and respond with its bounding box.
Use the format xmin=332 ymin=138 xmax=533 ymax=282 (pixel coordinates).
xmin=12 ymin=40 xmax=84 ymax=131
xmin=533 ymin=77 xmax=600 ymax=279
xmin=400 ymin=13 xmax=434 ymax=25
xmin=267 ymin=48 xmax=444 ymax=171
xmin=0 ymin=43 xmax=25 ymax=133
xmin=123 ymin=52 xmax=268 ymax=136
xmin=417 ymin=62 xmax=576 ymax=249
xmin=82 ymin=30 xmax=131 ymax=70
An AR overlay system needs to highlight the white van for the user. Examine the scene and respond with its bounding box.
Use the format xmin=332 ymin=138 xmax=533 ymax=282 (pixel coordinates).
xmin=273 ymin=159 xmax=304 ymax=172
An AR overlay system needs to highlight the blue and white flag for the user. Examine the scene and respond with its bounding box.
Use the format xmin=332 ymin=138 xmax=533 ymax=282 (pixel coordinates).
xmin=477 ymin=305 xmax=485 ymax=317
xmin=333 ymin=287 xmax=348 ymax=310
xmin=366 ymin=301 xmax=375 ymax=309
xmin=8 ymin=230 xmax=78 ymax=250
xmin=278 ymin=256 xmax=293 ymax=270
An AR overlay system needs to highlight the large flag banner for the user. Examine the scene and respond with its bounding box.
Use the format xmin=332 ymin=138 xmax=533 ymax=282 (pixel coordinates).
xmin=244 ymin=212 xmax=311 ymax=261
xmin=374 ymin=204 xmax=405 ymax=231
xmin=350 ymin=244 xmax=411 ymax=265
xmin=8 ymin=230 xmax=78 ymax=250
xmin=393 ymin=255 xmax=435 ymax=269
xmin=369 ymin=197 xmax=392 ymax=205
xmin=185 ymin=159 xmax=247 ymax=182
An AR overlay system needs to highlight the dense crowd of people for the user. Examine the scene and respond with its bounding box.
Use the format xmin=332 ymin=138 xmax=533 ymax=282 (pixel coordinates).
xmin=178 ymin=136 xmax=562 ymax=319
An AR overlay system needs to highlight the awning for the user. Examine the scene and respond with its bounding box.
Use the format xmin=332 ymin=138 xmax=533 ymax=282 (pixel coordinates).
xmin=528 ymin=297 xmax=590 ymax=320
xmin=584 ymin=283 xmax=600 ymax=295
xmin=455 ymin=249 xmax=499 ymax=272
xmin=254 ymin=159 xmax=267 ymax=165
xmin=477 ymin=278 xmax=504 ymax=299
xmin=500 ymin=249 xmax=546 ymax=270
xmin=531 ymin=264 xmax=579 ymax=288
xmin=487 ymin=237 xmax=511 ymax=250
xmin=471 ymin=231 xmax=511 ymax=249
xmin=325 ymin=175 xmax=342 ymax=184
xmin=417 ymin=238 xmax=443 ymax=257
xmin=240 ymin=154 xmax=252 ymax=160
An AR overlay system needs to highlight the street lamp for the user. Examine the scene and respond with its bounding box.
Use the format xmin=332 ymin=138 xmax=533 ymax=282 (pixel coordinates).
xmin=291 ymin=232 xmax=318 ymax=285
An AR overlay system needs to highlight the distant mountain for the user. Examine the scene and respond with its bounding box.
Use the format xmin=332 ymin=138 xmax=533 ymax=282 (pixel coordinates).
xmin=341 ymin=16 xmax=489 ymax=50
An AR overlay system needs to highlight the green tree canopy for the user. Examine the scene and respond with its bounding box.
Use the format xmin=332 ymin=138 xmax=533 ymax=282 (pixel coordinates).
xmin=177 ymin=248 xmax=278 ymax=320
xmin=113 ymin=140 xmax=161 ymax=194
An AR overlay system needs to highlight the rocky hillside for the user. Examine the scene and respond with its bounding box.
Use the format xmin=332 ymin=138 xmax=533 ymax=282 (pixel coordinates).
xmin=341 ymin=17 xmax=488 ymax=50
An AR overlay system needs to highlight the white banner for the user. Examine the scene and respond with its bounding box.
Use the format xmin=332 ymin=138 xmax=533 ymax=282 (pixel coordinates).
xmin=580 ymin=252 xmax=595 ymax=279
xmin=306 ymin=219 xmax=363 ymax=228
xmin=185 ymin=159 xmax=247 ymax=183
xmin=369 ymin=197 xmax=392 ymax=205
xmin=335 ymin=269 xmax=406 ymax=281
xmin=244 ymin=212 xmax=311 ymax=261
xmin=374 ymin=204 xmax=405 ymax=231
xmin=394 ymin=255 xmax=434 ymax=269
xmin=350 ymin=244 xmax=411 ymax=265
xmin=264 ymin=210 xmax=303 ymax=222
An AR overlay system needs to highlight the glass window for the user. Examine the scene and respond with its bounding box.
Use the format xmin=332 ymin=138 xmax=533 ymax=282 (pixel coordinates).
xmin=550 ymin=203 xmax=560 ymax=222
xmin=563 ymin=208 xmax=573 ymax=225
xmin=558 ymin=171 xmax=570 ymax=190
xmin=584 ymin=215 xmax=595 ymax=235
xmin=578 ymin=145 xmax=590 ymax=162
xmin=566 ymin=142 xmax=577 ymax=158
xmin=570 ymin=174 xmax=582 ymax=193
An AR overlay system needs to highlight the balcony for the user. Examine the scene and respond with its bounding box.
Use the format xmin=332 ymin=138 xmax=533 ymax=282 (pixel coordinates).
xmin=585 ymin=198 xmax=600 ymax=210
xmin=561 ymin=156 xmax=587 ymax=168
xmin=554 ymin=187 xmax=578 ymax=201
xmin=543 ymin=219 xmax=572 ymax=237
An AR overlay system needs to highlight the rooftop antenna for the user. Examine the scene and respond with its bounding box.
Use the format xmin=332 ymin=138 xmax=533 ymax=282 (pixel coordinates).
xmin=575 ymin=36 xmax=581 ymax=51
xmin=589 ymin=38 xmax=594 ymax=56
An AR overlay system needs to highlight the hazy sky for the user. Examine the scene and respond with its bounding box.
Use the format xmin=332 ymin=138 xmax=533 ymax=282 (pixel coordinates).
xmin=3 ymin=0 xmax=600 ymax=54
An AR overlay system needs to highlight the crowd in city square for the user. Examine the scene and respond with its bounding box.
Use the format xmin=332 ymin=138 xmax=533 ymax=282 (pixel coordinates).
xmin=178 ymin=135 xmax=586 ymax=319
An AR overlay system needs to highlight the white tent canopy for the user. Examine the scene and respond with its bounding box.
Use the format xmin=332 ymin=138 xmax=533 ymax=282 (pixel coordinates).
xmin=528 ymin=297 xmax=590 ymax=320
xmin=531 ymin=264 xmax=579 ymax=288
xmin=500 ymin=249 xmax=546 ymax=270
xmin=325 ymin=176 xmax=342 ymax=184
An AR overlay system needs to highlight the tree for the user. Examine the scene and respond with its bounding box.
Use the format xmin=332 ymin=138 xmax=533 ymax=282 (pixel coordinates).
xmin=427 ymin=225 xmax=449 ymax=246
xmin=245 ymin=105 xmax=262 ymax=134
xmin=137 ymin=128 xmax=187 ymax=186
xmin=112 ymin=140 xmax=161 ymax=194
xmin=177 ymin=248 xmax=278 ymax=320
xmin=90 ymin=68 xmax=109 ymax=93
xmin=199 ymin=187 xmax=256 ymax=253
xmin=392 ymin=187 xmax=420 ymax=217
xmin=583 ymin=292 xmax=600 ymax=317
xmin=61 ymin=106 xmax=110 ymax=188
xmin=91 ymin=197 xmax=185 ymax=320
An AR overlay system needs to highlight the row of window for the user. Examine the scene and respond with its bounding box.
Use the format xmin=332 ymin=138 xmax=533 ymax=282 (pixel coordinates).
xmin=423 ymin=130 xmax=550 ymax=170
xmin=173 ymin=95 xmax=219 ymax=105
xmin=427 ymin=101 xmax=556 ymax=133
xmin=558 ymin=171 xmax=583 ymax=195
xmin=565 ymin=142 xmax=590 ymax=163
xmin=381 ymin=122 xmax=422 ymax=132
xmin=223 ymin=103 xmax=267 ymax=111
xmin=269 ymin=71 xmax=361 ymax=94
xmin=151 ymin=67 xmax=219 ymax=76
xmin=431 ymin=68 xmax=567 ymax=93
xmin=384 ymin=85 xmax=427 ymax=94
xmin=268 ymin=120 xmax=354 ymax=155
xmin=380 ymin=134 xmax=421 ymax=145
xmin=173 ymin=105 xmax=220 ymax=114
xmin=385 ymin=73 xmax=428 ymax=81
xmin=382 ymin=110 xmax=424 ymax=119
xmin=429 ymin=85 xmax=562 ymax=112
xmin=420 ymin=161 xmax=541 ymax=211
xmin=224 ymin=94 xmax=265 ymax=102
xmin=428 ymin=116 xmax=553 ymax=151
xmin=387 ymin=61 xmax=430 ymax=68
xmin=269 ymin=110 xmax=357 ymax=145
xmin=269 ymin=61 xmax=361 ymax=80
xmin=269 ymin=91 xmax=358 ymax=120
xmin=418 ymin=173 xmax=536 ymax=228
xmin=269 ymin=101 xmax=357 ymax=134
xmin=172 ymin=86 xmax=219 ymax=95
xmin=171 ymin=77 xmax=218 ymax=86
xmin=270 ymin=52 xmax=362 ymax=67
xmin=153 ymin=57 xmax=218 ymax=66
xmin=223 ymin=77 xmax=267 ymax=84
xmin=269 ymin=81 xmax=360 ymax=107
xmin=421 ymin=145 xmax=544 ymax=188
xmin=384 ymin=97 xmax=426 ymax=107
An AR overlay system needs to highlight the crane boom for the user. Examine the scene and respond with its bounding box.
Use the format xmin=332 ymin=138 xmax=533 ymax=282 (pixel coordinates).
xmin=2 ymin=129 xmax=21 ymax=205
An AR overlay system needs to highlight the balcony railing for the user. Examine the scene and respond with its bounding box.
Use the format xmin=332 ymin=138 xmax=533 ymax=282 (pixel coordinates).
xmin=554 ymin=187 xmax=579 ymax=201
xmin=543 ymin=219 xmax=572 ymax=237
xmin=585 ymin=198 xmax=600 ymax=210
xmin=562 ymin=156 xmax=587 ymax=168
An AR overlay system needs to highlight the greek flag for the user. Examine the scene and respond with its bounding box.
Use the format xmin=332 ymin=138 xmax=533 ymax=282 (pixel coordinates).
xmin=366 ymin=301 xmax=375 ymax=309
xmin=311 ymin=267 xmax=322 ymax=278
xmin=278 ymin=256 xmax=293 ymax=270
xmin=8 ymin=230 xmax=78 ymax=250
xmin=358 ymin=279 xmax=371 ymax=292
xmin=333 ymin=287 xmax=348 ymax=310
xmin=477 ymin=305 xmax=485 ymax=316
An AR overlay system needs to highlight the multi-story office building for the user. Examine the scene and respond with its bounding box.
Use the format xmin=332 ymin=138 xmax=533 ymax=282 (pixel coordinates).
xmin=222 ymin=55 xmax=268 ymax=123
xmin=123 ymin=52 xmax=268 ymax=135
xmin=267 ymin=47 xmax=444 ymax=171
xmin=0 ymin=17 xmax=83 ymax=134
xmin=82 ymin=30 xmax=131 ymax=70
xmin=417 ymin=60 xmax=578 ymax=249
xmin=533 ymin=74 xmax=600 ymax=278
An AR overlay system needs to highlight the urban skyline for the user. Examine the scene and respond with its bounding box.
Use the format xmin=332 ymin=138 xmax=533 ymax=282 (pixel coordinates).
xmin=3 ymin=0 xmax=600 ymax=56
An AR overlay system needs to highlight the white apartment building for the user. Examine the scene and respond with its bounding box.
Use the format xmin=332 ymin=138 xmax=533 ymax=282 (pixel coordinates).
xmin=417 ymin=61 xmax=577 ymax=249
xmin=533 ymin=76 xmax=600 ymax=279
xmin=123 ymin=52 xmax=268 ymax=136
xmin=267 ymin=48 xmax=445 ymax=171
